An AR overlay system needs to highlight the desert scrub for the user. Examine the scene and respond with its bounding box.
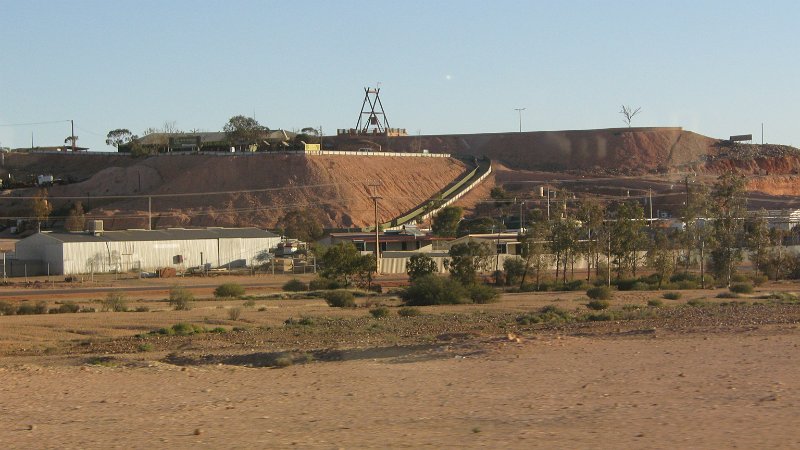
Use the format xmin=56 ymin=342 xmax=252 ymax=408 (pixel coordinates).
xmin=586 ymin=300 xmax=610 ymax=310
xmin=282 ymin=278 xmax=308 ymax=292
xmin=169 ymin=287 xmax=194 ymax=310
xmin=687 ymin=298 xmax=708 ymax=307
xmin=227 ymin=307 xmax=243 ymax=321
xmin=369 ymin=306 xmax=391 ymax=318
xmin=397 ymin=306 xmax=422 ymax=317
xmin=467 ymin=284 xmax=499 ymax=304
xmin=155 ymin=322 xmax=207 ymax=336
xmin=663 ymin=292 xmax=682 ymax=300
xmin=400 ymin=275 xmax=468 ymax=306
xmin=214 ymin=283 xmax=245 ymax=298
xmin=647 ymin=299 xmax=664 ymax=307
xmin=729 ymin=283 xmax=754 ymax=294
xmin=323 ymin=290 xmax=356 ymax=308
xmin=516 ymin=305 xmax=574 ymax=325
xmin=586 ymin=286 xmax=612 ymax=300
xmin=102 ymin=292 xmax=128 ymax=312
xmin=284 ymin=316 xmax=315 ymax=326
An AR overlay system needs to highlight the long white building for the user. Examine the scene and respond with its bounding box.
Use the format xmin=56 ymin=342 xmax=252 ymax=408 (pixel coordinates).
xmin=13 ymin=227 xmax=280 ymax=275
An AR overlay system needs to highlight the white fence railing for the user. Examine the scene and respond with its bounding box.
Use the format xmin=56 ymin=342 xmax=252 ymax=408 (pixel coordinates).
xmin=27 ymin=149 xmax=451 ymax=158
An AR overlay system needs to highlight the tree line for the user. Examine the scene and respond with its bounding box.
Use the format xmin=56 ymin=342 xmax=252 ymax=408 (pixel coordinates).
xmin=432 ymin=172 xmax=800 ymax=288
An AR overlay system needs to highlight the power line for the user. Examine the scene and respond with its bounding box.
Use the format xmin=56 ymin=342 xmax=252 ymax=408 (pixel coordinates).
xmin=0 ymin=120 xmax=71 ymax=127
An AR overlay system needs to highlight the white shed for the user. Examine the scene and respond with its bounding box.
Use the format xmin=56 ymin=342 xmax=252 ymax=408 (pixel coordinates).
xmin=14 ymin=227 xmax=280 ymax=275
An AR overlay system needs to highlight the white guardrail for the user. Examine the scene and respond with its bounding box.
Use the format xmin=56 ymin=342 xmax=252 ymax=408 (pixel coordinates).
xmin=27 ymin=150 xmax=451 ymax=158
xmin=419 ymin=163 xmax=492 ymax=222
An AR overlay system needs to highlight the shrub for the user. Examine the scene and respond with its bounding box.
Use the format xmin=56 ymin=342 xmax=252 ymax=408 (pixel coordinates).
xmin=467 ymin=284 xmax=499 ymax=304
xmin=227 ymin=307 xmax=242 ymax=320
xmin=49 ymin=301 xmax=80 ymax=314
xmin=730 ymin=273 xmax=748 ymax=283
xmin=586 ymin=311 xmax=616 ymax=321
xmin=615 ymin=279 xmax=638 ymax=291
xmin=398 ymin=307 xmax=422 ymax=317
xmin=137 ymin=343 xmax=154 ymax=352
xmin=586 ymin=286 xmax=612 ymax=300
xmin=670 ymin=273 xmax=699 ymax=283
xmin=102 ymin=292 xmax=128 ymax=312
xmin=749 ymin=274 xmax=768 ymax=286
xmin=716 ymin=292 xmax=739 ymax=299
xmin=647 ymin=299 xmax=664 ymax=307
xmin=214 ymin=283 xmax=245 ymax=298
xmin=369 ymin=306 xmax=391 ymax=318
xmin=0 ymin=301 xmax=15 ymax=315
xmin=20 ymin=301 xmax=49 ymax=315
xmin=687 ymin=298 xmax=708 ymax=306
xmin=761 ymin=292 xmax=799 ymax=303
xmin=400 ymin=275 xmax=468 ymax=306
xmin=165 ymin=322 xmax=205 ymax=335
xmin=243 ymin=299 xmax=256 ymax=308
xmin=560 ymin=280 xmax=589 ymax=291
xmin=169 ymin=287 xmax=194 ymax=311
xmin=631 ymin=281 xmax=650 ymax=291
xmin=323 ymin=290 xmax=356 ymax=308
xmin=16 ymin=303 xmax=38 ymax=315
xmin=663 ymin=292 xmax=682 ymax=300
xmin=516 ymin=305 xmax=574 ymax=325
xmin=134 ymin=306 xmax=150 ymax=312
xmin=309 ymin=277 xmax=342 ymax=291
xmin=729 ymin=283 xmax=754 ymax=294
xmin=282 ymin=278 xmax=308 ymax=292
xmin=676 ymin=280 xmax=698 ymax=290
xmin=586 ymin=300 xmax=610 ymax=310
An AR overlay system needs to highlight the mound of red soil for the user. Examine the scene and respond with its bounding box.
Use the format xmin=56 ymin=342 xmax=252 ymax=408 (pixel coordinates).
xmin=1 ymin=153 xmax=469 ymax=230
xmin=335 ymin=127 xmax=718 ymax=175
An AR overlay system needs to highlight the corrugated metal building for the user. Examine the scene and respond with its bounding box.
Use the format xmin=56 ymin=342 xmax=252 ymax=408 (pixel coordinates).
xmin=14 ymin=228 xmax=280 ymax=275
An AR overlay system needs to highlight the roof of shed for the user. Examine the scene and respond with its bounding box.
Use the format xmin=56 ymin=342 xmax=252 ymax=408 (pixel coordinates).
xmin=34 ymin=227 xmax=279 ymax=243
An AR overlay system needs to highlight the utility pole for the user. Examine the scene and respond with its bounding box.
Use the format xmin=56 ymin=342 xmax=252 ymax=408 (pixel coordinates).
xmin=148 ymin=196 xmax=152 ymax=230
xmin=649 ymin=188 xmax=653 ymax=226
xmin=368 ymin=182 xmax=382 ymax=273
xmin=71 ymin=120 xmax=75 ymax=152
xmin=761 ymin=123 xmax=764 ymax=145
xmin=519 ymin=200 xmax=525 ymax=231
xmin=546 ymin=187 xmax=551 ymax=221
xmin=514 ymin=108 xmax=526 ymax=132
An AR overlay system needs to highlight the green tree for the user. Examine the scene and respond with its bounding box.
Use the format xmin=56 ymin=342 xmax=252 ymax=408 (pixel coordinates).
xmin=549 ymin=218 xmax=579 ymax=283
xmin=709 ymin=172 xmax=747 ymax=286
xmin=280 ymin=209 xmax=324 ymax=242
xmin=610 ymin=201 xmax=647 ymax=279
xmin=647 ymin=230 xmax=675 ymax=289
xmin=406 ymin=254 xmax=438 ymax=281
xmin=456 ymin=216 xmax=498 ymax=236
xmin=679 ymin=180 xmax=712 ymax=275
xmin=745 ymin=209 xmax=770 ymax=276
xmin=105 ymin=129 xmax=136 ymax=149
xmin=431 ymin=206 xmax=462 ymax=237
xmin=65 ymin=201 xmax=86 ymax=232
xmin=224 ymin=115 xmax=268 ymax=148
xmin=31 ymin=189 xmax=52 ymax=232
xmin=445 ymin=241 xmax=493 ymax=286
xmin=503 ymin=258 xmax=526 ymax=286
xmin=518 ymin=221 xmax=552 ymax=289
xmin=318 ymin=242 xmax=375 ymax=287
xmin=576 ymin=199 xmax=605 ymax=280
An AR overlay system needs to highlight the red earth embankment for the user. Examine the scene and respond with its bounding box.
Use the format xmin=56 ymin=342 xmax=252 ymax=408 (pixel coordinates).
xmin=0 ymin=153 xmax=469 ymax=230
xmin=334 ymin=127 xmax=719 ymax=174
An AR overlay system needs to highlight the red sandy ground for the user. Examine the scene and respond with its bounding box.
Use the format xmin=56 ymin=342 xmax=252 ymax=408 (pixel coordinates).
xmin=0 ymin=326 xmax=797 ymax=448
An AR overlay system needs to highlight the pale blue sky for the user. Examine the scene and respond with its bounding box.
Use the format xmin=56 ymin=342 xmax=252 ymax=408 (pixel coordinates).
xmin=1 ymin=0 xmax=798 ymax=151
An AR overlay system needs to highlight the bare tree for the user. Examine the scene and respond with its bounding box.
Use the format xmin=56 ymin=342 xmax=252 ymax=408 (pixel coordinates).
xmin=619 ymin=105 xmax=642 ymax=127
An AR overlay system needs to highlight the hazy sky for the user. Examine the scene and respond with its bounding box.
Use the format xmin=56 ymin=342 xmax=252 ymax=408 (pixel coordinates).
xmin=1 ymin=0 xmax=798 ymax=151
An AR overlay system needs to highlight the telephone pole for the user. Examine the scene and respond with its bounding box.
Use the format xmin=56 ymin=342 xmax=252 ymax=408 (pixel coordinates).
xmin=368 ymin=182 xmax=382 ymax=273
xmin=70 ymin=120 xmax=75 ymax=152
xmin=514 ymin=107 xmax=526 ymax=132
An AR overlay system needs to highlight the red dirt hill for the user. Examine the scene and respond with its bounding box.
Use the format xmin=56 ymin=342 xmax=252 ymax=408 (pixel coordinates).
xmin=0 ymin=153 xmax=469 ymax=230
